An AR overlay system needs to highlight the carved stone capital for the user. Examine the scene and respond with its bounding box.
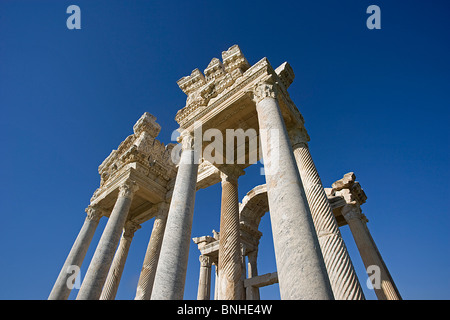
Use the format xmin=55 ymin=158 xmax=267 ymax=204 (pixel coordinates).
xmin=177 ymin=131 xmax=195 ymax=151
xmin=199 ymin=255 xmax=212 ymax=268
xmin=252 ymin=80 xmax=277 ymax=104
xmin=341 ymin=203 xmax=363 ymax=222
xmin=155 ymin=201 xmax=170 ymax=220
xmin=118 ymin=179 xmax=139 ymax=199
xmin=85 ymin=204 xmax=104 ymax=222
xmin=288 ymin=126 xmax=310 ymax=148
xmin=123 ymin=220 xmax=141 ymax=239
xmin=133 ymin=112 xmax=161 ymax=138
xmin=219 ymin=165 xmax=245 ymax=184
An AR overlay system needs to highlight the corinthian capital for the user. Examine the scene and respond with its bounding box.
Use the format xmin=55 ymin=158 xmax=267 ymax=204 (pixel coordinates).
xmin=85 ymin=204 xmax=104 ymax=222
xmin=177 ymin=131 xmax=195 ymax=151
xmin=123 ymin=220 xmax=141 ymax=239
xmin=252 ymin=80 xmax=277 ymax=104
xmin=219 ymin=165 xmax=245 ymax=184
xmin=288 ymin=126 xmax=310 ymax=148
xmin=118 ymin=179 xmax=139 ymax=198
xmin=341 ymin=203 xmax=363 ymax=222
xmin=199 ymin=255 xmax=212 ymax=268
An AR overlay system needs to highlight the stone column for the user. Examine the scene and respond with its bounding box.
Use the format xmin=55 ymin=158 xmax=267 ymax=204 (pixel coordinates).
xmin=213 ymin=261 xmax=219 ymax=300
xmin=217 ymin=166 xmax=244 ymax=300
xmin=342 ymin=204 xmax=401 ymax=300
xmin=135 ymin=202 xmax=169 ymax=300
xmin=48 ymin=205 xmax=103 ymax=300
xmin=100 ymin=221 xmax=141 ymax=300
xmin=77 ymin=179 xmax=138 ymax=300
xmin=253 ymin=80 xmax=334 ymax=300
xmin=151 ymin=132 xmax=199 ymax=300
xmin=246 ymin=250 xmax=260 ymax=300
xmin=288 ymin=127 xmax=365 ymax=300
xmin=197 ymin=255 xmax=212 ymax=300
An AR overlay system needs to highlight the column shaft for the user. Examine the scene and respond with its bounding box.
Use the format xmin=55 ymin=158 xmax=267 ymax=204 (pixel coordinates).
xmin=217 ymin=169 xmax=243 ymax=300
xmin=254 ymin=82 xmax=333 ymax=300
xmin=197 ymin=255 xmax=212 ymax=300
xmin=290 ymin=132 xmax=365 ymax=300
xmin=214 ymin=263 xmax=219 ymax=300
xmin=343 ymin=205 xmax=401 ymax=300
xmin=48 ymin=206 xmax=102 ymax=300
xmin=135 ymin=203 xmax=168 ymax=300
xmin=100 ymin=221 xmax=140 ymax=300
xmin=246 ymin=250 xmax=260 ymax=300
xmin=151 ymin=135 xmax=199 ymax=300
xmin=76 ymin=180 xmax=138 ymax=300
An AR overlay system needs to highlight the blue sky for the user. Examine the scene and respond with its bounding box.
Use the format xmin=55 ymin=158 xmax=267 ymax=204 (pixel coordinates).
xmin=0 ymin=0 xmax=449 ymax=300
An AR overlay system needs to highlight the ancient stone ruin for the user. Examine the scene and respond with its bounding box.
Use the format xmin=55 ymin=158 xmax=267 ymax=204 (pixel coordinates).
xmin=49 ymin=45 xmax=401 ymax=300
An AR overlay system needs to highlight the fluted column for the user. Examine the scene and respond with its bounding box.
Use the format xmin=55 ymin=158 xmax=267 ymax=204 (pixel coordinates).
xmin=253 ymin=80 xmax=334 ymax=300
xmin=288 ymin=127 xmax=365 ymax=300
xmin=77 ymin=179 xmax=138 ymax=300
xmin=100 ymin=221 xmax=140 ymax=300
xmin=197 ymin=255 xmax=212 ymax=300
xmin=342 ymin=204 xmax=401 ymax=300
xmin=135 ymin=202 xmax=169 ymax=300
xmin=48 ymin=205 xmax=103 ymax=300
xmin=151 ymin=132 xmax=199 ymax=300
xmin=217 ymin=165 xmax=244 ymax=300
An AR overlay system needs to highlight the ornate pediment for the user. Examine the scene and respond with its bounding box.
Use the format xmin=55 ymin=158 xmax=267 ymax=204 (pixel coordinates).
xmin=96 ymin=113 xmax=177 ymax=192
xmin=175 ymin=45 xmax=251 ymax=126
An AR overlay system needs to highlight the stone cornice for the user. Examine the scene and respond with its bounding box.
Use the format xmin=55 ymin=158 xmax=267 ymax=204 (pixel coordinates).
xmin=175 ymin=45 xmax=305 ymax=138
xmin=175 ymin=48 xmax=275 ymax=129
xmin=97 ymin=113 xmax=177 ymax=192
xmin=118 ymin=179 xmax=139 ymax=199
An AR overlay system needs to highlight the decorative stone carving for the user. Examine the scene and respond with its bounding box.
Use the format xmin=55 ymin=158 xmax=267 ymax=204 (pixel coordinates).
xmin=219 ymin=165 xmax=245 ymax=183
xmin=178 ymin=131 xmax=195 ymax=151
xmin=199 ymin=255 xmax=212 ymax=268
xmin=175 ymin=45 xmax=253 ymax=126
xmin=252 ymin=80 xmax=277 ymax=104
xmin=85 ymin=204 xmax=104 ymax=222
xmin=288 ymin=126 xmax=310 ymax=148
xmin=118 ymin=179 xmax=139 ymax=199
xmin=52 ymin=45 xmax=401 ymax=302
xmin=123 ymin=220 xmax=142 ymax=240
xmin=274 ymin=62 xmax=295 ymax=89
xmin=91 ymin=113 xmax=176 ymax=202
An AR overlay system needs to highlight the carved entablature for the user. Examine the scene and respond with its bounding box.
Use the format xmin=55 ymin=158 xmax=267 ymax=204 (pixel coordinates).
xmin=93 ymin=113 xmax=177 ymax=201
xmin=331 ymin=172 xmax=368 ymax=206
xmin=175 ymin=44 xmax=302 ymax=131
xmin=175 ymin=45 xmax=258 ymax=127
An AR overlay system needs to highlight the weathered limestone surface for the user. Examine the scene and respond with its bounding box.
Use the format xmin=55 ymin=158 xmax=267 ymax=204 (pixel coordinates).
xmin=51 ymin=45 xmax=400 ymax=301
xmin=135 ymin=202 xmax=169 ymax=300
xmin=151 ymin=133 xmax=199 ymax=300
xmin=217 ymin=166 xmax=244 ymax=300
xmin=50 ymin=113 xmax=177 ymax=300
xmin=77 ymin=180 xmax=139 ymax=300
xmin=100 ymin=221 xmax=141 ymax=300
xmin=332 ymin=173 xmax=401 ymax=300
xmin=288 ymin=127 xmax=364 ymax=300
xmin=48 ymin=205 xmax=103 ymax=300
xmin=254 ymin=81 xmax=334 ymax=300
xmin=197 ymin=255 xmax=212 ymax=300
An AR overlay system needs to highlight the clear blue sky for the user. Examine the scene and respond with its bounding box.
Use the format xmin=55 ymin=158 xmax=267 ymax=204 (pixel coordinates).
xmin=0 ymin=0 xmax=449 ymax=300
